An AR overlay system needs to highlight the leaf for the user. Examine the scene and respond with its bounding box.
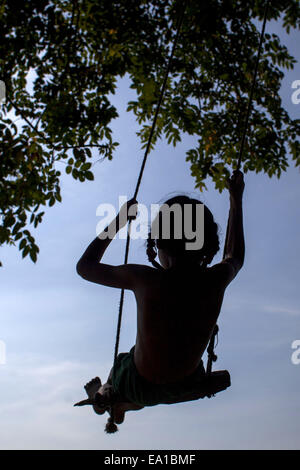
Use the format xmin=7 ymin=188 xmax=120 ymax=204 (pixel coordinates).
xmin=19 ymin=239 xmax=27 ymax=250
xmin=85 ymin=171 xmax=94 ymax=181
xmin=15 ymin=232 xmax=23 ymax=241
xmin=81 ymin=162 xmax=92 ymax=171
xmin=72 ymin=168 xmax=79 ymax=179
xmin=22 ymin=246 xmax=30 ymax=258
xmin=29 ymin=250 xmax=37 ymax=263
xmin=0 ymin=0 xmax=298 ymax=265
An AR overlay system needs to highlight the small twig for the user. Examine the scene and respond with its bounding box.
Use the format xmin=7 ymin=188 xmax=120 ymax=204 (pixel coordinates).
xmin=6 ymin=96 xmax=55 ymax=149
xmin=35 ymin=107 xmax=47 ymax=128
xmin=5 ymin=97 xmax=110 ymax=158
xmin=92 ymin=156 xmax=107 ymax=166
xmin=55 ymin=144 xmax=109 ymax=151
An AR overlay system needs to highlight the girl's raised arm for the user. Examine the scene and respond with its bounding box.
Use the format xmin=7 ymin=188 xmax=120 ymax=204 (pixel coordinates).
xmin=76 ymin=198 xmax=144 ymax=290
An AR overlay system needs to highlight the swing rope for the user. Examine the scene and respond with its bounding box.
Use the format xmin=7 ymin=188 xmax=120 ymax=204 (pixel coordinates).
xmin=236 ymin=0 xmax=270 ymax=172
xmin=107 ymin=0 xmax=270 ymax=428
xmin=222 ymin=0 xmax=270 ymax=262
xmin=111 ymin=0 xmax=188 ymax=382
xmin=210 ymin=0 xmax=270 ymax=376
xmin=106 ymin=1 xmax=189 ymax=430
xmin=208 ymin=0 xmax=271 ymax=376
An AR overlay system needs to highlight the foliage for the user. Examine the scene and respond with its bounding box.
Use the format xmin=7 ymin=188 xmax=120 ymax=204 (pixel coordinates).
xmin=0 ymin=0 xmax=299 ymax=263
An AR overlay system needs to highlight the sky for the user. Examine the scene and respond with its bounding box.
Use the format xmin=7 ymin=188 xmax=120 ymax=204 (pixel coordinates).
xmin=0 ymin=13 xmax=299 ymax=450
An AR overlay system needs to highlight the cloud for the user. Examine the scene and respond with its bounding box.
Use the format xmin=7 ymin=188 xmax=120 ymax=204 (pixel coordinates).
xmin=0 ymin=353 xmax=115 ymax=449
xmin=0 ymin=351 xmax=299 ymax=450
xmin=263 ymin=305 xmax=300 ymax=316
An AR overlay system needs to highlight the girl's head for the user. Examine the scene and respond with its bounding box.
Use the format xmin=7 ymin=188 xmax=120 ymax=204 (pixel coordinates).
xmin=146 ymin=195 xmax=220 ymax=270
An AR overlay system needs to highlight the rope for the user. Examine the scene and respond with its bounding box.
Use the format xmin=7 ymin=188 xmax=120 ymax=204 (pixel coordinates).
xmin=216 ymin=0 xmax=270 ymax=373
xmin=133 ymin=2 xmax=188 ymax=200
xmin=109 ymin=0 xmax=188 ymax=424
xmin=206 ymin=324 xmax=219 ymax=375
xmin=236 ymin=0 xmax=270 ymax=171
xmin=108 ymin=0 xmax=270 ymax=424
xmin=223 ymin=0 xmax=270 ymax=262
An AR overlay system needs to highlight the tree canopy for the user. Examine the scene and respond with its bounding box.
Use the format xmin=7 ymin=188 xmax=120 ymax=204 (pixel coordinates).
xmin=0 ymin=0 xmax=299 ymax=263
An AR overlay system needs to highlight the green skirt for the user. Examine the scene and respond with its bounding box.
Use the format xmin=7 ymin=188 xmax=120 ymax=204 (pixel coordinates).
xmin=111 ymin=347 xmax=206 ymax=407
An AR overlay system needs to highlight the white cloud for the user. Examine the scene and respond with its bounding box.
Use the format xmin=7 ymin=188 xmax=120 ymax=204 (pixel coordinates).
xmin=263 ymin=305 xmax=300 ymax=316
xmin=0 ymin=352 xmax=299 ymax=450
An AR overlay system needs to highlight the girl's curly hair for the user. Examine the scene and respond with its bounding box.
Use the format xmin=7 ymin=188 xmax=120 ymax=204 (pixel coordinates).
xmin=146 ymin=195 xmax=220 ymax=270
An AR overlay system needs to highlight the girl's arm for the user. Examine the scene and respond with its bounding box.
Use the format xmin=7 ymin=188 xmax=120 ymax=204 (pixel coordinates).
xmin=211 ymin=171 xmax=245 ymax=285
xmin=224 ymin=172 xmax=245 ymax=260
xmin=222 ymin=170 xmax=245 ymax=282
xmin=76 ymin=198 xmax=145 ymax=290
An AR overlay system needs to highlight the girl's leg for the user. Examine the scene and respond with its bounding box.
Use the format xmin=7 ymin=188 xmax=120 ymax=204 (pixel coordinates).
xmin=113 ymin=402 xmax=144 ymax=424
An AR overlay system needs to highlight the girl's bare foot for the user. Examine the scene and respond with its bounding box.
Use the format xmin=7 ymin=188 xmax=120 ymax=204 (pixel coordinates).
xmin=94 ymin=382 xmax=114 ymax=407
xmin=84 ymin=377 xmax=109 ymax=415
xmin=75 ymin=377 xmax=143 ymax=425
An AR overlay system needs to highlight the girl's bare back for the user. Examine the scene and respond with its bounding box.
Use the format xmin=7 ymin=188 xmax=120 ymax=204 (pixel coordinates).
xmin=133 ymin=263 xmax=227 ymax=384
xmin=76 ymin=171 xmax=244 ymax=388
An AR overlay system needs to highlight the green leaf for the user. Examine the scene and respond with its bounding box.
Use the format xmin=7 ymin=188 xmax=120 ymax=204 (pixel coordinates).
xmin=81 ymin=162 xmax=92 ymax=171
xmin=85 ymin=171 xmax=94 ymax=181
xmin=29 ymin=250 xmax=37 ymax=263
xmin=22 ymin=246 xmax=30 ymax=258
xmin=0 ymin=0 xmax=298 ymax=265
xmin=19 ymin=239 xmax=27 ymax=250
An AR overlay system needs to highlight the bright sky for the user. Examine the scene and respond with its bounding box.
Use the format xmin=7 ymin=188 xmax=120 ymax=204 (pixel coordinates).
xmin=0 ymin=17 xmax=299 ymax=450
